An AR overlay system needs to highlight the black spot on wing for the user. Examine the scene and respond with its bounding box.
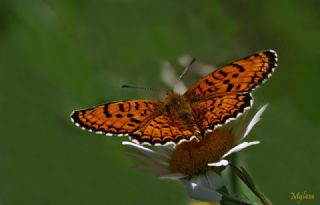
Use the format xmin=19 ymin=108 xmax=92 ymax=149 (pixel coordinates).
xmin=205 ymin=79 xmax=214 ymax=86
xmin=116 ymin=114 xmax=123 ymax=118
xmin=118 ymin=104 xmax=125 ymax=112
xmin=226 ymin=83 xmax=234 ymax=92
xmin=231 ymin=63 xmax=245 ymax=72
xmin=144 ymin=102 xmax=151 ymax=109
xmin=134 ymin=102 xmax=140 ymax=110
xmin=104 ymin=104 xmax=112 ymax=118
xmin=130 ymin=118 xmax=142 ymax=124
xmin=218 ymin=70 xmax=228 ymax=77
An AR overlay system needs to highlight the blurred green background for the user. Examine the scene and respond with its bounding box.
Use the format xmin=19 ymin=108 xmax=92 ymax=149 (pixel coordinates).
xmin=0 ymin=0 xmax=319 ymax=204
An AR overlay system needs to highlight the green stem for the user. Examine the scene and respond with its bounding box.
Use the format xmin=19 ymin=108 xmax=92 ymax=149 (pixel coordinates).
xmin=229 ymin=154 xmax=239 ymax=194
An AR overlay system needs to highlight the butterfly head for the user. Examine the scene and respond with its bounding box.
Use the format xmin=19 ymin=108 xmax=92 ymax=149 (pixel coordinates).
xmin=164 ymin=91 xmax=184 ymax=107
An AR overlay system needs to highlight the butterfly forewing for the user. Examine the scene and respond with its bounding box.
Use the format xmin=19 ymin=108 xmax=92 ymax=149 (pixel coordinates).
xmin=184 ymin=50 xmax=277 ymax=100
xmin=71 ymin=100 xmax=160 ymax=136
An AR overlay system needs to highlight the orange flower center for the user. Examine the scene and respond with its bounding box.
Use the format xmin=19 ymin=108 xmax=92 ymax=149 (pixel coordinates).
xmin=169 ymin=129 xmax=234 ymax=176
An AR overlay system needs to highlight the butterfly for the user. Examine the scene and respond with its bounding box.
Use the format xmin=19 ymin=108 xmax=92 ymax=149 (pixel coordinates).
xmin=71 ymin=50 xmax=277 ymax=146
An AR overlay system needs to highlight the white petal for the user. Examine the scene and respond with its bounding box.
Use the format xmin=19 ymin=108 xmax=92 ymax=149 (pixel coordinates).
xmin=182 ymin=172 xmax=225 ymax=201
xmin=187 ymin=171 xmax=225 ymax=191
xmin=159 ymin=173 xmax=186 ymax=180
xmin=178 ymin=55 xmax=193 ymax=67
xmin=137 ymin=166 xmax=171 ymax=176
xmin=161 ymin=143 xmax=176 ymax=153
xmin=122 ymin=141 xmax=153 ymax=152
xmin=184 ymin=181 xmax=222 ymax=202
xmin=222 ymin=141 xmax=260 ymax=158
xmin=241 ymin=104 xmax=268 ymax=140
xmin=160 ymin=61 xmax=177 ymax=87
xmin=189 ymin=174 xmax=210 ymax=188
xmin=205 ymin=171 xmax=226 ymax=190
xmin=173 ymin=81 xmax=187 ymax=93
xmin=208 ymin=159 xmax=229 ymax=167
xmin=122 ymin=141 xmax=168 ymax=160
xmin=125 ymin=152 xmax=167 ymax=167
xmin=160 ymin=60 xmax=187 ymax=93
xmin=125 ymin=152 xmax=169 ymax=175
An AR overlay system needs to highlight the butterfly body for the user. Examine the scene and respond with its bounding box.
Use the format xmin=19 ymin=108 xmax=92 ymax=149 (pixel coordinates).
xmin=71 ymin=50 xmax=277 ymax=145
xmin=162 ymin=91 xmax=201 ymax=139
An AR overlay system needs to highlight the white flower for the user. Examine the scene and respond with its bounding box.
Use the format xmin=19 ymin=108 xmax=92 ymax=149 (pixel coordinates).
xmin=122 ymin=141 xmax=225 ymax=202
xmin=122 ymin=104 xmax=268 ymax=203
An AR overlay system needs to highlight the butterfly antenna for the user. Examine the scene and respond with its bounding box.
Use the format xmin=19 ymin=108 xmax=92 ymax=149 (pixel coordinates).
xmin=177 ymin=57 xmax=196 ymax=81
xmin=121 ymin=84 xmax=162 ymax=92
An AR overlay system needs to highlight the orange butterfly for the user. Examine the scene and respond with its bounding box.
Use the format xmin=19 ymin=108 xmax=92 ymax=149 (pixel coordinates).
xmin=71 ymin=50 xmax=277 ymax=145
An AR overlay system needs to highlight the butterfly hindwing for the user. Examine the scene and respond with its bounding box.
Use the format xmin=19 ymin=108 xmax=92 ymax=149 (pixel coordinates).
xmin=184 ymin=50 xmax=277 ymax=99
xmin=192 ymin=93 xmax=252 ymax=133
xmin=131 ymin=114 xmax=198 ymax=145
xmin=71 ymin=100 xmax=160 ymax=136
